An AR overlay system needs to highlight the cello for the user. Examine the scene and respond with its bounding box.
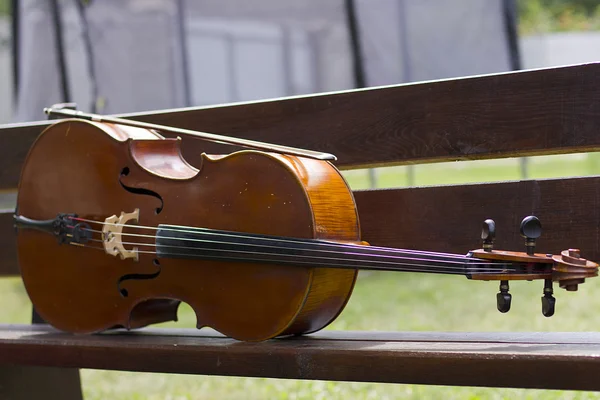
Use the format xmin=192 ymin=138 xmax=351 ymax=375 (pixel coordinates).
xmin=13 ymin=107 xmax=598 ymax=342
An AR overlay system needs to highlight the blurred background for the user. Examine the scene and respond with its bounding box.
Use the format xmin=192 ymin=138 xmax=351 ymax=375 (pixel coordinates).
xmin=1 ymin=1 xmax=600 ymax=399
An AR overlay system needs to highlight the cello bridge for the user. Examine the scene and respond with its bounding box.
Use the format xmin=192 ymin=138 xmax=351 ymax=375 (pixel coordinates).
xmin=102 ymin=209 xmax=140 ymax=261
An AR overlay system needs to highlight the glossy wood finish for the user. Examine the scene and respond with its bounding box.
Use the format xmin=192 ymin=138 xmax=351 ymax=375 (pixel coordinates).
xmin=471 ymin=249 xmax=555 ymax=264
xmin=3 ymin=324 xmax=600 ymax=391
xmin=15 ymin=119 xmax=359 ymax=341
xmin=470 ymin=249 xmax=553 ymax=281
xmin=2 ymin=63 xmax=600 ymax=188
xmin=470 ymin=248 xmax=598 ymax=285
xmin=276 ymin=156 xmax=359 ymax=336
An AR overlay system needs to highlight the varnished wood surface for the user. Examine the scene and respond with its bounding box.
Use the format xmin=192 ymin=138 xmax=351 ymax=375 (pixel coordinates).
xmin=3 ymin=174 xmax=600 ymax=277
xmin=2 ymin=324 xmax=600 ymax=390
xmin=2 ymin=63 xmax=600 ymax=188
xmin=14 ymin=120 xmax=361 ymax=340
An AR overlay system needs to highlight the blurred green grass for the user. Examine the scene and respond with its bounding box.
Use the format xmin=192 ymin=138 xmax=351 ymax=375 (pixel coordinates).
xmin=343 ymin=153 xmax=599 ymax=190
xmin=3 ymin=153 xmax=600 ymax=399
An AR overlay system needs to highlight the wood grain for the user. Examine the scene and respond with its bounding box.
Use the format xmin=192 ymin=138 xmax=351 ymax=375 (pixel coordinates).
xmin=13 ymin=120 xmax=361 ymax=340
xmin=2 ymin=324 xmax=600 ymax=390
xmin=2 ymin=175 xmax=600 ymax=277
xmin=2 ymin=63 xmax=600 ymax=188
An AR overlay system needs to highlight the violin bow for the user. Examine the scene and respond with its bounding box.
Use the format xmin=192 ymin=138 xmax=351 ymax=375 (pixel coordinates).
xmin=43 ymin=105 xmax=337 ymax=161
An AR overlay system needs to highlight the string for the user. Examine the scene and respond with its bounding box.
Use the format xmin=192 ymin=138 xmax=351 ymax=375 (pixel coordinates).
xmin=80 ymin=227 xmax=514 ymax=269
xmin=73 ymin=217 xmax=500 ymax=264
xmin=73 ymin=217 xmax=472 ymax=260
xmin=73 ymin=239 xmax=514 ymax=276
xmin=67 ymin=217 xmax=532 ymax=276
xmin=80 ymin=223 xmax=518 ymax=275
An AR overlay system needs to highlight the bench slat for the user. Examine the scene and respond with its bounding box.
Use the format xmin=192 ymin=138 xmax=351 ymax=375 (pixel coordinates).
xmin=0 ymin=212 xmax=17 ymax=276
xmin=1 ymin=63 xmax=600 ymax=189
xmin=355 ymin=175 xmax=600 ymax=258
xmin=2 ymin=175 xmax=599 ymax=276
xmin=1 ymin=324 xmax=600 ymax=390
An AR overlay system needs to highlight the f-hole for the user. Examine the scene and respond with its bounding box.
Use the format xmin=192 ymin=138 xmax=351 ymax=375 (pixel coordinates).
xmin=118 ymin=259 xmax=162 ymax=297
xmin=119 ymin=167 xmax=164 ymax=214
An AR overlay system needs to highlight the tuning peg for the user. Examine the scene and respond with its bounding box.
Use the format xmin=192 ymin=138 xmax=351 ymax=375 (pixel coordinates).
xmin=541 ymin=279 xmax=555 ymax=317
xmin=496 ymin=280 xmax=511 ymax=313
xmin=481 ymin=219 xmax=496 ymax=252
xmin=520 ymin=216 xmax=542 ymax=255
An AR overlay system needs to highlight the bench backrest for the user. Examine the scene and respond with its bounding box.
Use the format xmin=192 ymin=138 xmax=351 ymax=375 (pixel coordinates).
xmin=1 ymin=63 xmax=600 ymax=277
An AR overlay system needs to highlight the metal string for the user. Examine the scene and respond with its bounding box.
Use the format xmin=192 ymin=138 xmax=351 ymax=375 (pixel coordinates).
xmin=70 ymin=223 xmax=518 ymax=275
xmin=72 ymin=217 xmax=502 ymax=264
xmin=72 ymin=239 xmax=513 ymax=276
xmin=79 ymin=227 xmax=513 ymax=269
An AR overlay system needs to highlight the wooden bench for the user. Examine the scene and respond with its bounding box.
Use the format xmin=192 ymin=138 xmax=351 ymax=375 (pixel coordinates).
xmin=2 ymin=62 xmax=600 ymax=399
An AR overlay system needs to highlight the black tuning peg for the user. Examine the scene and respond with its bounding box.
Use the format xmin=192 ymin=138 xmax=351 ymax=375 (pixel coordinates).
xmin=520 ymin=216 xmax=542 ymax=255
xmin=496 ymin=280 xmax=511 ymax=313
xmin=541 ymin=279 xmax=556 ymax=317
xmin=481 ymin=219 xmax=496 ymax=252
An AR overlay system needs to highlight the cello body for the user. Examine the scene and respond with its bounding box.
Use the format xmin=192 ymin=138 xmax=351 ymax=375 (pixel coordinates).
xmin=16 ymin=119 xmax=360 ymax=341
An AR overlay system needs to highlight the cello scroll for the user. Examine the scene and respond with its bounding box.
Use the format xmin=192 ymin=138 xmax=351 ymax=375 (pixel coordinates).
xmin=470 ymin=216 xmax=598 ymax=317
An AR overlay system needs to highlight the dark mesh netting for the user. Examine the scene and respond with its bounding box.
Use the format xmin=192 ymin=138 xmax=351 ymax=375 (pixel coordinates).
xmin=13 ymin=0 xmax=516 ymax=122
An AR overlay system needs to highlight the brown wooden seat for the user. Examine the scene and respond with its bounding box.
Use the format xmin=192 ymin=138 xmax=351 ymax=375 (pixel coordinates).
xmin=3 ymin=324 xmax=600 ymax=391
xmin=1 ymin=62 xmax=600 ymax=398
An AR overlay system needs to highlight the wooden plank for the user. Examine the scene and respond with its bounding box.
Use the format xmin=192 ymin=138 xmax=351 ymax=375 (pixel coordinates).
xmin=0 ymin=212 xmax=18 ymax=276
xmin=2 ymin=324 xmax=600 ymax=390
xmin=1 ymin=63 xmax=600 ymax=188
xmin=2 ymin=174 xmax=600 ymax=276
xmin=0 ymin=121 xmax=46 ymax=190
xmin=92 ymin=326 xmax=600 ymax=345
xmin=353 ymin=175 xmax=600 ymax=261
xmin=0 ymin=365 xmax=82 ymax=400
